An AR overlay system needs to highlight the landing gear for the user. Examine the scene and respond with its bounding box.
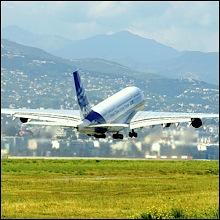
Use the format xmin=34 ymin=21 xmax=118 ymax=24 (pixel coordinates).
xmin=129 ymin=129 xmax=137 ymax=138
xmin=94 ymin=133 xmax=106 ymax=138
xmin=112 ymin=133 xmax=123 ymax=139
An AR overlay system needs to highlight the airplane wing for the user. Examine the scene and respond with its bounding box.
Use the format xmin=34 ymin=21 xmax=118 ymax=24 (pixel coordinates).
xmin=130 ymin=111 xmax=219 ymax=129
xmin=1 ymin=108 xmax=82 ymax=127
xmin=1 ymin=108 xmax=219 ymax=132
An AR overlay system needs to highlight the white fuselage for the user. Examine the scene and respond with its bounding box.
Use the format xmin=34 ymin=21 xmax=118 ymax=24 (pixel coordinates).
xmin=93 ymin=86 xmax=144 ymax=123
xmin=80 ymin=87 xmax=145 ymax=133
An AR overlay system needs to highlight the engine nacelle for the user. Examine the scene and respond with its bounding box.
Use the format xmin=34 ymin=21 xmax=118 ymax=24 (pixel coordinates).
xmin=191 ymin=118 xmax=202 ymax=128
xmin=162 ymin=123 xmax=171 ymax=128
xmin=165 ymin=123 xmax=171 ymax=128
xmin=20 ymin=117 xmax=29 ymax=123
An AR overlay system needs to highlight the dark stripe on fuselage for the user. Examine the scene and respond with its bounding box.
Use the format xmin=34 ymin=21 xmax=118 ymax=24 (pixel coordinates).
xmin=85 ymin=110 xmax=106 ymax=124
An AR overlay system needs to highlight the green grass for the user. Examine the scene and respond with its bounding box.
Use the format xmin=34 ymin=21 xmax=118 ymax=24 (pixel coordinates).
xmin=1 ymin=159 xmax=219 ymax=219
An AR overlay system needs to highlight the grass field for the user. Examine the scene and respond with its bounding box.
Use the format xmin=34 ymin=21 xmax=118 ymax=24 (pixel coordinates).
xmin=1 ymin=158 xmax=219 ymax=219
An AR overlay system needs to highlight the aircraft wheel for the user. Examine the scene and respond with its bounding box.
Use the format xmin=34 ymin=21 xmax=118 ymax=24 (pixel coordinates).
xmin=129 ymin=130 xmax=137 ymax=138
xmin=113 ymin=133 xmax=123 ymax=139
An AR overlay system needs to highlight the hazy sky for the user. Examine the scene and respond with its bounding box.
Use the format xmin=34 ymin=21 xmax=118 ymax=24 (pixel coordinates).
xmin=1 ymin=1 xmax=219 ymax=52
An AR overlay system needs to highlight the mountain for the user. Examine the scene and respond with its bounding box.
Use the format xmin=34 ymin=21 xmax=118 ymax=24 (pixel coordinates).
xmin=2 ymin=25 xmax=72 ymax=54
xmin=1 ymin=39 xmax=218 ymax=116
xmin=1 ymin=38 xmax=73 ymax=76
xmin=2 ymin=26 xmax=218 ymax=85
xmin=54 ymin=31 xmax=179 ymax=64
xmin=147 ymin=51 xmax=219 ymax=84
xmin=2 ymin=26 xmax=178 ymax=63
xmin=54 ymin=31 xmax=219 ymax=85
xmin=1 ymin=39 xmax=160 ymax=80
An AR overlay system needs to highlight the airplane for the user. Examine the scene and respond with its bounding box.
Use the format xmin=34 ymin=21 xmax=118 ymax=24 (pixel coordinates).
xmin=1 ymin=70 xmax=219 ymax=139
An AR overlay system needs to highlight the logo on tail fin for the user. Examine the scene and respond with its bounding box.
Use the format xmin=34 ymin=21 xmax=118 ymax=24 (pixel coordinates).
xmin=73 ymin=70 xmax=91 ymax=117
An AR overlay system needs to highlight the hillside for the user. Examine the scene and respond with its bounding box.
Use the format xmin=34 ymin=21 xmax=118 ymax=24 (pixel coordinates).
xmin=1 ymin=39 xmax=159 ymax=80
xmin=147 ymin=51 xmax=219 ymax=84
xmin=2 ymin=26 xmax=218 ymax=85
xmin=1 ymin=39 xmax=218 ymax=115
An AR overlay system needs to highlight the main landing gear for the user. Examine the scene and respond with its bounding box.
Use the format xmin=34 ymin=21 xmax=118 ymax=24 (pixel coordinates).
xmin=129 ymin=129 xmax=137 ymax=138
xmin=112 ymin=133 xmax=123 ymax=139
xmin=93 ymin=134 xmax=106 ymax=138
xmin=112 ymin=130 xmax=138 ymax=139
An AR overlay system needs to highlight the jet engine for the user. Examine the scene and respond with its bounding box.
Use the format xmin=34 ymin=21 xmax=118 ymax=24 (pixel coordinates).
xmin=20 ymin=117 xmax=29 ymax=123
xmin=191 ymin=118 xmax=202 ymax=128
xmin=162 ymin=123 xmax=172 ymax=128
xmin=165 ymin=123 xmax=171 ymax=128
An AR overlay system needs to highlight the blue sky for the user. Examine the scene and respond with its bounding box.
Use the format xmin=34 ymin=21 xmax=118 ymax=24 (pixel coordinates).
xmin=1 ymin=1 xmax=219 ymax=52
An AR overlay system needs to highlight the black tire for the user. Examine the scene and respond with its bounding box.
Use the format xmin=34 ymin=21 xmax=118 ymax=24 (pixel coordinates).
xmin=113 ymin=133 xmax=123 ymax=139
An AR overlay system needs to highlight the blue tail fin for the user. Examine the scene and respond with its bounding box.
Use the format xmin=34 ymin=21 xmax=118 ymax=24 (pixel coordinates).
xmin=73 ymin=70 xmax=91 ymax=117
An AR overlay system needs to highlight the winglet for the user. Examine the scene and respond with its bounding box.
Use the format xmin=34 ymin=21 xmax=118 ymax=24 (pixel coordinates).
xmin=73 ymin=70 xmax=91 ymax=117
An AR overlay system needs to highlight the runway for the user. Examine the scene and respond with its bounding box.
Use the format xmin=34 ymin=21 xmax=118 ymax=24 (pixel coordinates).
xmin=3 ymin=156 xmax=212 ymax=161
xmin=5 ymin=156 xmax=148 ymax=160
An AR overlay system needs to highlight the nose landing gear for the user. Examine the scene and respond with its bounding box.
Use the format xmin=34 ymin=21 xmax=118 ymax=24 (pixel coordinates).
xmin=129 ymin=129 xmax=137 ymax=138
